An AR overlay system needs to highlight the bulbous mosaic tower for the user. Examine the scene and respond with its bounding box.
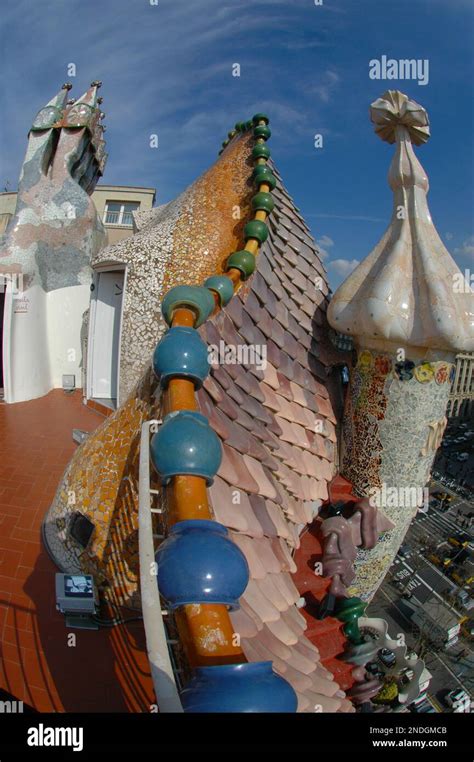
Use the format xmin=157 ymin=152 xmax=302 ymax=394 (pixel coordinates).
xmin=327 ymin=90 xmax=474 ymax=600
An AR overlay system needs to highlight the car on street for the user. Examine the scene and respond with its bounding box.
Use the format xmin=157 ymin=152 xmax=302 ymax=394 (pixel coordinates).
xmin=378 ymin=648 xmax=396 ymax=668
xmin=366 ymin=661 xmax=385 ymax=680
xmin=397 ymin=544 xmax=410 ymax=558
xmin=444 ymin=689 xmax=471 ymax=713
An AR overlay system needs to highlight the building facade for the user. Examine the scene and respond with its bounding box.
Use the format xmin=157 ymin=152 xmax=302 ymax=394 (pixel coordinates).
xmin=447 ymin=352 xmax=474 ymax=419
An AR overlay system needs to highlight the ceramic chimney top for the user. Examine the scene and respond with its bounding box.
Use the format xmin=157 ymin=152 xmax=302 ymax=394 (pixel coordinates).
xmin=327 ymin=90 xmax=474 ymax=357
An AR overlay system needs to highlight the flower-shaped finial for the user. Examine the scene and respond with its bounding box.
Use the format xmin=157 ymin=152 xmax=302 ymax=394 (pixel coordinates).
xmin=328 ymin=90 xmax=473 ymax=354
xmin=370 ymin=90 xmax=430 ymax=146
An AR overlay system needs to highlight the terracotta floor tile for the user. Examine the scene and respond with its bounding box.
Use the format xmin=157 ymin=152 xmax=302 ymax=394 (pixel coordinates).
xmin=0 ymin=659 xmax=25 ymax=700
xmin=0 ymin=390 xmax=156 ymax=711
xmin=26 ymin=684 xmax=60 ymax=713
xmin=5 ymin=604 xmax=36 ymax=633
xmin=10 ymin=524 xmax=41 ymax=540
xmin=15 ymin=566 xmax=35 ymax=583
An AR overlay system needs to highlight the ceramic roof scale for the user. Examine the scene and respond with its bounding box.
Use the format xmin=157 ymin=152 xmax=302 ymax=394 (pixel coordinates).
xmin=327 ymin=90 xmax=474 ymax=602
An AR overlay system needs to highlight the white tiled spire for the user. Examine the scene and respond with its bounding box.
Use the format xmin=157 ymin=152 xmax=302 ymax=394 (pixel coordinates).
xmin=327 ymin=90 xmax=474 ymax=355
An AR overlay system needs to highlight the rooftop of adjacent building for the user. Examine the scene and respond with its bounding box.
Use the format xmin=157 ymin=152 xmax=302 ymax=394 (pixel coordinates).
xmin=0 ymin=185 xmax=157 ymax=245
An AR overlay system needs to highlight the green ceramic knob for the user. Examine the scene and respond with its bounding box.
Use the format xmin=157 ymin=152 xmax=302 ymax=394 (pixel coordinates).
xmin=161 ymin=285 xmax=216 ymax=328
xmin=226 ymin=250 xmax=256 ymax=281
xmin=251 ymin=192 xmax=275 ymax=214
xmin=245 ymin=120 xmax=253 ymax=130
xmin=204 ymin=275 xmax=235 ymax=307
xmin=335 ymin=597 xmax=366 ymax=645
xmin=252 ymin=113 xmax=270 ymax=125
xmin=253 ymin=164 xmax=272 ymax=179
xmin=252 ymin=144 xmax=271 ymax=160
xmin=222 ymin=139 xmax=229 ymax=148
xmin=253 ymin=125 xmax=271 ymax=141
xmin=244 ymin=220 xmax=268 ymax=244
xmin=235 ymin=122 xmax=245 ymax=132
xmin=252 ymin=166 xmax=277 ymax=191
xmin=228 ymin=130 xmax=236 ymax=139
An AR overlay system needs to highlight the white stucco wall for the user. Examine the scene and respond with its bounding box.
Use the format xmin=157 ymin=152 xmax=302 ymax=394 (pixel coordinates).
xmin=3 ymin=283 xmax=90 ymax=402
xmin=5 ymin=284 xmax=51 ymax=403
xmin=48 ymin=284 xmax=91 ymax=390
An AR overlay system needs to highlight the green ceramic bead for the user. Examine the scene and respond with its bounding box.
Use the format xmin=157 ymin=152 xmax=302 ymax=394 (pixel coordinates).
xmin=226 ymin=250 xmax=256 ymax=281
xmin=253 ymin=164 xmax=271 ymax=179
xmin=204 ymin=275 xmax=235 ymax=307
xmin=244 ymin=220 xmax=269 ymax=244
xmin=222 ymin=139 xmax=229 ymax=148
xmin=251 ymin=192 xmax=275 ymax=214
xmin=252 ymin=144 xmax=271 ymax=160
xmin=245 ymin=120 xmax=253 ymax=130
xmin=252 ymin=113 xmax=270 ymax=125
xmin=228 ymin=130 xmax=236 ymax=139
xmin=252 ymin=166 xmax=277 ymax=191
xmin=235 ymin=122 xmax=245 ymax=132
xmin=253 ymin=125 xmax=271 ymax=141
xmin=161 ymin=285 xmax=215 ymax=328
xmin=335 ymin=597 xmax=366 ymax=645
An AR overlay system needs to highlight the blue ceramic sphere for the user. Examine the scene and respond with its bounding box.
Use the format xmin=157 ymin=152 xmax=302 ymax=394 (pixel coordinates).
xmin=161 ymin=285 xmax=215 ymax=328
xmin=156 ymin=519 xmax=249 ymax=610
xmin=181 ymin=661 xmax=298 ymax=713
xmin=150 ymin=411 xmax=222 ymax=485
xmin=152 ymin=327 xmax=210 ymax=389
xmin=204 ymin=275 xmax=234 ymax=307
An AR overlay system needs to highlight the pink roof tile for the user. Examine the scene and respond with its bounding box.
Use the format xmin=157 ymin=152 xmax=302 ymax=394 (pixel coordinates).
xmin=242 ymin=579 xmax=281 ymax=623
xmin=303 ymin=691 xmax=344 ymax=713
xmin=242 ymin=454 xmax=278 ymax=499
xmin=270 ymin=537 xmax=297 ymax=573
xmin=208 ymin=476 xmax=248 ymax=532
xmin=265 ymin=616 xmax=299 ymax=646
xmin=194 ymin=168 xmax=352 ymax=711
xmin=229 ymin=606 xmax=260 ymax=639
xmin=256 ymin=575 xmax=291 ymax=613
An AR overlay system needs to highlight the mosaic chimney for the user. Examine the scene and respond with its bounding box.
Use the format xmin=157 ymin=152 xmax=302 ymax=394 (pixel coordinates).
xmin=0 ymin=82 xmax=107 ymax=403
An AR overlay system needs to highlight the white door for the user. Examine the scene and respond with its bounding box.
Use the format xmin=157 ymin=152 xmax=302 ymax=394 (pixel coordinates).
xmin=90 ymin=271 xmax=124 ymax=401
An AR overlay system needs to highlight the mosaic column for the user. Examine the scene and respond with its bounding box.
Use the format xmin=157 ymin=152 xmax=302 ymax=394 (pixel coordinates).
xmin=327 ymin=90 xmax=474 ymax=600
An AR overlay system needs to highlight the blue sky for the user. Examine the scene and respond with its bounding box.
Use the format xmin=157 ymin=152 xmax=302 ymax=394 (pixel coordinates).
xmin=1 ymin=0 xmax=473 ymax=289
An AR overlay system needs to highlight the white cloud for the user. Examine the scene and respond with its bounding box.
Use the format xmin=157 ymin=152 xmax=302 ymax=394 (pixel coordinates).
xmin=455 ymin=236 xmax=474 ymax=258
xmin=315 ymin=234 xmax=334 ymax=259
xmin=327 ymin=258 xmax=359 ymax=277
xmin=309 ymin=69 xmax=340 ymax=103
xmin=445 ymin=232 xmax=454 ymax=241
xmin=308 ymin=213 xmax=386 ymax=223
